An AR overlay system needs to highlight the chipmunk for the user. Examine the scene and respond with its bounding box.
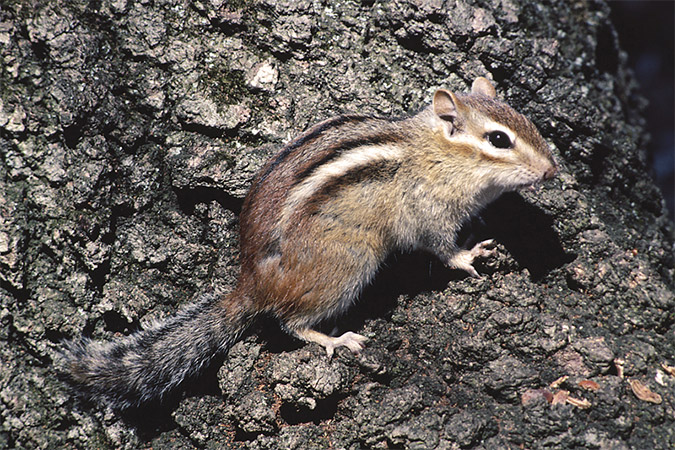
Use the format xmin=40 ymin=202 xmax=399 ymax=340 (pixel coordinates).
xmin=62 ymin=77 xmax=557 ymax=409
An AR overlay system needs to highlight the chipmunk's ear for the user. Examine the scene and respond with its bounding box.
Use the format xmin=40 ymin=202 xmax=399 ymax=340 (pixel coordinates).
xmin=471 ymin=77 xmax=496 ymax=98
xmin=433 ymin=89 xmax=458 ymax=123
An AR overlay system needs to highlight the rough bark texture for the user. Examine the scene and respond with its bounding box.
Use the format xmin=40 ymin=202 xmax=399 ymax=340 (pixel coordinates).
xmin=1 ymin=0 xmax=673 ymax=448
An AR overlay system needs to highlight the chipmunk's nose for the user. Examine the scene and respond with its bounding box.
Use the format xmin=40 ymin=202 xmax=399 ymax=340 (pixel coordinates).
xmin=543 ymin=164 xmax=558 ymax=180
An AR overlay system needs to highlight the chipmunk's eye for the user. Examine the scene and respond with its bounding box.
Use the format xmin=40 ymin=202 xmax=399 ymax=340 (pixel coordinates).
xmin=486 ymin=130 xmax=513 ymax=149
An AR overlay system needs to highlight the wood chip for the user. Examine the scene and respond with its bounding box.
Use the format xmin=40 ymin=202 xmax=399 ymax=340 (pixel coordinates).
xmin=550 ymin=375 xmax=568 ymax=389
xmin=629 ymin=379 xmax=662 ymax=404
xmin=551 ymin=389 xmax=591 ymax=409
xmin=551 ymin=390 xmax=569 ymax=405
xmin=614 ymin=358 xmax=625 ymax=379
xmin=566 ymin=395 xmax=592 ymax=409
xmin=578 ymin=379 xmax=600 ymax=391
xmin=541 ymin=389 xmax=554 ymax=403
xmin=661 ymin=363 xmax=675 ymax=377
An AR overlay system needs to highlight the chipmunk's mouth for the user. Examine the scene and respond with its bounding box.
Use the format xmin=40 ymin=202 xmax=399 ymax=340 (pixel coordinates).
xmin=520 ymin=165 xmax=557 ymax=191
xmin=516 ymin=176 xmax=547 ymax=192
xmin=524 ymin=183 xmax=543 ymax=192
xmin=502 ymin=164 xmax=557 ymax=192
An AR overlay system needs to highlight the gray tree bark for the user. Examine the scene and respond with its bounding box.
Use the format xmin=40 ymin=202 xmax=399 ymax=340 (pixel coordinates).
xmin=0 ymin=0 xmax=672 ymax=448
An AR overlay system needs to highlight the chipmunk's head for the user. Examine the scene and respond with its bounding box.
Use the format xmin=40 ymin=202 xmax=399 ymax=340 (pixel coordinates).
xmin=430 ymin=77 xmax=557 ymax=191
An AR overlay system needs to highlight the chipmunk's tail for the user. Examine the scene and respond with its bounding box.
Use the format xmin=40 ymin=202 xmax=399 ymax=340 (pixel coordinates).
xmin=60 ymin=291 xmax=253 ymax=409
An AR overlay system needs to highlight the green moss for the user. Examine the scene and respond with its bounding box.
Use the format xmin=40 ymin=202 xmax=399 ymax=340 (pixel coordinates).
xmin=200 ymin=66 xmax=247 ymax=106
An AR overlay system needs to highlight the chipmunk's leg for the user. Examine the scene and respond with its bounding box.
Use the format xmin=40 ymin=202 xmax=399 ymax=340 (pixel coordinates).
xmin=447 ymin=239 xmax=497 ymax=277
xmin=294 ymin=328 xmax=368 ymax=357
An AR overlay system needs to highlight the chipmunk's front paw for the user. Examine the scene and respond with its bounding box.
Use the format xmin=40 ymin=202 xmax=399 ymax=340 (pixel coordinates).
xmin=448 ymin=239 xmax=497 ymax=277
xmin=469 ymin=239 xmax=497 ymax=259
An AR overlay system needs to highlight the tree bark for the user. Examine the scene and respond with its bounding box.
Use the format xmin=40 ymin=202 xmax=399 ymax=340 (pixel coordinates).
xmin=0 ymin=0 xmax=672 ymax=448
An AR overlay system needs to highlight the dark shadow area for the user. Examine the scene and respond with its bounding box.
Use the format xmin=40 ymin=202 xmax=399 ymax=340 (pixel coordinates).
xmin=63 ymin=117 xmax=86 ymax=150
xmin=233 ymin=427 xmax=263 ymax=443
xmin=594 ymin=22 xmax=620 ymax=74
xmin=394 ymin=32 xmax=441 ymax=54
xmin=175 ymin=186 xmax=244 ymax=216
xmin=117 ymin=401 xmax=180 ymax=441
xmin=279 ymin=393 xmax=348 ymax=425
xmin=478 ymin=193 xmax=575 ymax=280
xmin=589 ymin=142 xmax=613 ymax=185
xmin=88 ymin=257 xmax=111 ymax=295
xmin=102 ymin=310 xmax=141 ymax=335
xmin=610 ymin=1 xmax=675 ymax=220
xmin=179 ymin=122 xmax=228 ymax=139
xmin=255 ymin=315 xmax=304 ymax=354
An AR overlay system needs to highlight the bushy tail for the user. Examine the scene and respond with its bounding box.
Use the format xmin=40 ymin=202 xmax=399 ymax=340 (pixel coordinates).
xmin=61 ymin=291 xmax=252 ymax=409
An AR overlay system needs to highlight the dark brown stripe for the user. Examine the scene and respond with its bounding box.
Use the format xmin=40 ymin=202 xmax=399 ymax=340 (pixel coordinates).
xmin=255 ymin=114 xmax=374 ymax=187
xmin=302 ymin=159 xmax=401 ymax=216
xmin=292 ymin=132 xmax=406 ymax=186
xmin=262 ymin=237 xmax=281 ymax=258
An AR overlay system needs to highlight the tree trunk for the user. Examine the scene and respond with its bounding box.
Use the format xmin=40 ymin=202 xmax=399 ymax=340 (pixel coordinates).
xmin=0 ymin=0 xmax=672 ymax=448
